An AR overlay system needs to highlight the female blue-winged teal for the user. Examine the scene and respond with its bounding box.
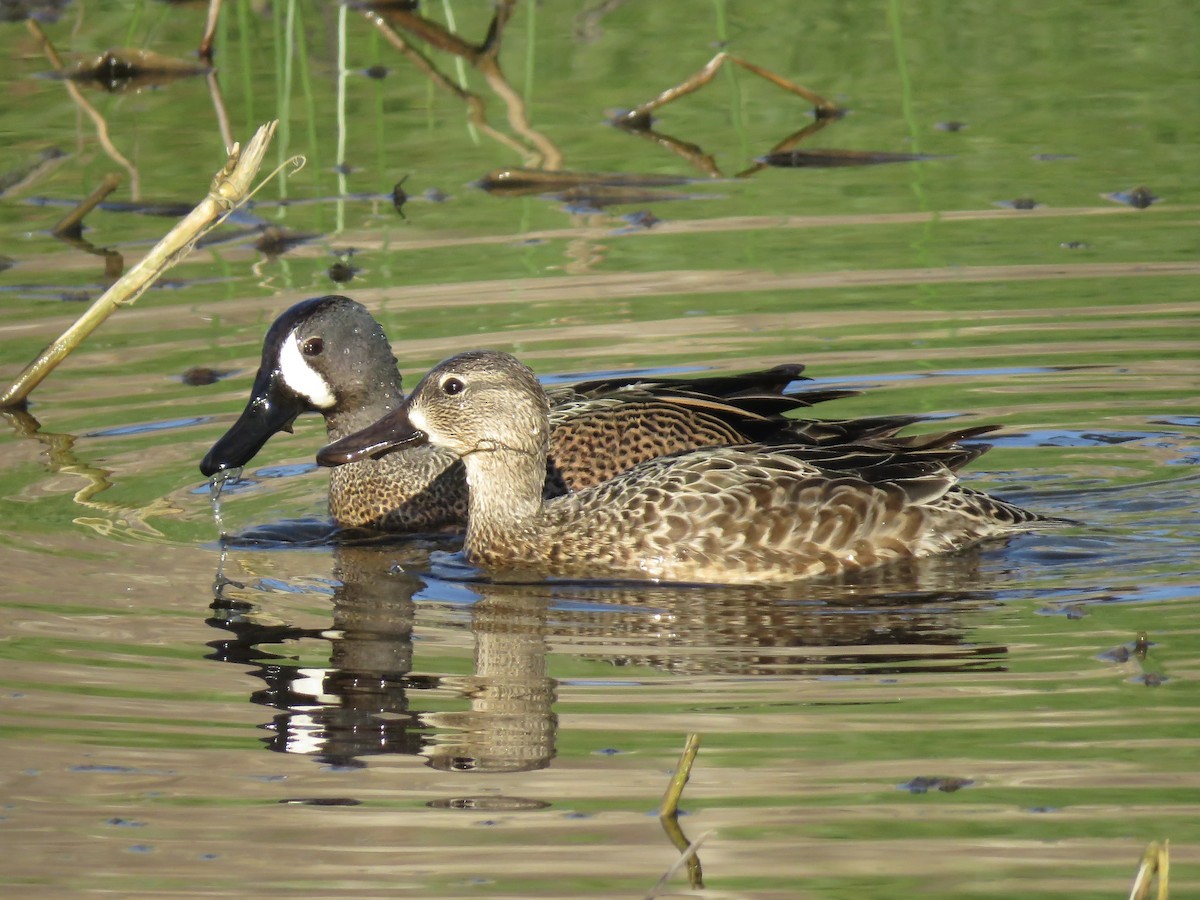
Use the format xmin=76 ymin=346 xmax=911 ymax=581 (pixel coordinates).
xmin=201 ymin=296 xmax=906 ymax=532
xmin=317 ymin=351 xmax=1053 ymax=585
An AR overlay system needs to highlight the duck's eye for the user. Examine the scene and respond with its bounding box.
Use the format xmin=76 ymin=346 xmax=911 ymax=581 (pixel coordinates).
xmin=441 ymin=376 xmax=465 ymax=396
xmin=302 ymin=337 xmax=324 ymax=356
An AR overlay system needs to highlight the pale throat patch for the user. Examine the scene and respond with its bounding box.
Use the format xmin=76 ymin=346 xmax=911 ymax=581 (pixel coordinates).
xmin=407 ymin=406 xmax=430 ymax=435
xmin=278 ymin=329 xmax=336 ymax=409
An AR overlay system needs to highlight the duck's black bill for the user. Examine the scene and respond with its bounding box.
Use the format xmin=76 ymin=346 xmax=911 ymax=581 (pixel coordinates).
xmin=316 ymin=410 xmax=428 ymax=468
xmin=200 ymin=370 xmax=307 ymax=477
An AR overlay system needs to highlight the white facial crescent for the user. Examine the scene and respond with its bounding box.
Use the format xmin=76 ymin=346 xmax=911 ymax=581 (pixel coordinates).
xmin=277 ymin=328 xmax=336 ymax=409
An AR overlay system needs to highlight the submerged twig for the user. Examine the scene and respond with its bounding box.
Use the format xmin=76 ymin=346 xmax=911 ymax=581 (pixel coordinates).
xmin=651 ymin=733 xmax=705 ymax=892
xmin=0 ymin=147 xmax=67 ymax=198
xmin=644 ymin=829 xmax=712 ymax=900
xmin=0 ymin=121 xmax=282 ymax=409
xmin=51 ymin=173 xmax=121 ymax=238
xmin=612 ymin=52 xmax=842 ymax=178
xmin=27 ymin=20 xmax=141 ymax=198
xmin=615 ymin=52 xmax=840 ymax=128
xmin=364 ymin=4 xmax=562 ymax=169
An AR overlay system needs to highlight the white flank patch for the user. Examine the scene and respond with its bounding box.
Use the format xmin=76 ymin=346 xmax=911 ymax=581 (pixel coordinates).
xmin=278 ymin=329 xmax=336 ymax=408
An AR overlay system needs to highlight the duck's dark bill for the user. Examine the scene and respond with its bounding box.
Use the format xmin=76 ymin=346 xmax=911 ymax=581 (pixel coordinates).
xmin=316 ymin=416 xmax=428 ymax=467
xmin=200 ymin=370 xmax=306 ymax=476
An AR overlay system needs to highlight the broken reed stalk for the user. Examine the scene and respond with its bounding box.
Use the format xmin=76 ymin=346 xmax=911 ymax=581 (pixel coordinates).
xmin=0 ymin=121 xmax=280 ymax=410
xmin=50 ymin=173 xmax=121 ymax=238
xmin=659 ymin=732 xmax=701 ymax=819
xmin=1128 ymin=839 xmax=1169 ymax=900
xmin=198 ymin=0 xmax=223 ymax=62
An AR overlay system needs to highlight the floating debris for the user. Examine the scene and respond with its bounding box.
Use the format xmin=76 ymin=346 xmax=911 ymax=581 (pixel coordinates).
xmin=1134 ymin=631 xmax=1150 ymax=657
xmin=935 ymin=120 xmax=968 ymax=132
xmin=1098 ymin=644 xmax=1132 ymax=663
xmin=560 ymin=186 xmax=706 ymax=213
xmin=426 ymin=796 xmax=550 ymax=811
xmin=391 ymin=176 xmax=409 ymax=218
xmin=995 ymin=198 xmax=1042 ymax=210
xmin=1032 ymin=153 xmax=1077 ymax=161
xmin=21 ymin=198 xmax=197 ymax=218
xmin=899 ymin=776 xmax=974 ymax=794
xmin=328 ymin=250 xmax=359 ymax=284
xmin=63 ymin=48 xmax=210 ymax=92
xmin=180 ymin=366 xmax=233 ymax=387
xmin=1060 ymin=241 xmax=1089 ymax=250
xmin=1 ymin=0 xmax=71 ymax=24
xmin=254 ymin=226 xmax=313 ymax=257
xmin=423 ymin=187 xmax=449 ymax=203
xmin=760 ymin=148 xmax=948 ymax=168
xmin=475 ymin=167 xmax=695 ymax=198
xmin=621 ymin=210 xmax=661 ymax=230
xmin=363 ymin=65 xmax=389 ymax=79
xmin=1103 ymin=186 xmax=1158 ymax=209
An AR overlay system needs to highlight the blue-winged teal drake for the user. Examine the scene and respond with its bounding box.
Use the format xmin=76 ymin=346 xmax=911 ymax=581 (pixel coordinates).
xmin=317 ymin=350 xmax=1052 ymax=585
xmin=201 ymin=296 xmax=908 ymax=532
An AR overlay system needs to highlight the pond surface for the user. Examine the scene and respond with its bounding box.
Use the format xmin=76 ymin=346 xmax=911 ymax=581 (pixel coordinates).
xmin=1 ymin=1 xmax=1197 ymax=896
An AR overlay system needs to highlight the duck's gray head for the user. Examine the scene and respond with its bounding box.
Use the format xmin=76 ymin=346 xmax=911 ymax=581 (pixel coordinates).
xmin=200 ymin=295 xmax=400 ymax=476
xmin=317 ymin=350 xmax=549 ymax=466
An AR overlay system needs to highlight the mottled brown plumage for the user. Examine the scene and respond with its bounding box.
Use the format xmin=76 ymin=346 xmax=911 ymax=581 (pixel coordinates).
xmin=318 ymin=351 xmax=1051 ymax=585
xmin=201 ymin=296 xmax=869 ymax=532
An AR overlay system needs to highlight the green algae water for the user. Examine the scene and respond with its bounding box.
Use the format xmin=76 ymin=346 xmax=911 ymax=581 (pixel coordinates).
xmin=0 ymin=1 xmax=1196 ymax=896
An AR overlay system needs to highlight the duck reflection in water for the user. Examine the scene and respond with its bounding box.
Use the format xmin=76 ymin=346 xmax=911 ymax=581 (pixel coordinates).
xmin=208 ymin=541 xmax=557 ymax=772
xmin=204 ymin=537 xmax=1006 ymax=771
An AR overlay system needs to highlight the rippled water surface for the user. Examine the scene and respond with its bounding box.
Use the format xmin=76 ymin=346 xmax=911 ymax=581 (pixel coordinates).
xmin=1 ymin=1 xmax=1197 ymax=897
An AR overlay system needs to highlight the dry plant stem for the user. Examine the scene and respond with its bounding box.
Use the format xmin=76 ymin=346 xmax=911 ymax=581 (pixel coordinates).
xmin=735 ymin=118 xmax=837 ymax=179
xmin=0 ymin=121 xmax=279 ymax=409
xmin=478 ymin=58 xmax=563 ymax=170
xmin=365 ymin=13 xmax=529 ymax=161
xmin=207 ymin=71 xmax=234 ymax=152
xmin=624 ymin=53 xmax=840 ymax=122
xmin=365 ymin=8 xmax=561 ymax=169
xmin=27 ymin=20 xmax=141 ymax=199
xmin=199 ymin=0 xmax=223 ymax=61
xmin=51 ymin=173 xmax=121 ymax=237
xmin=1128 ymin=840 xmax=1170 ymax=900
xmin=659 ymin=732 xmax=701 ymax=819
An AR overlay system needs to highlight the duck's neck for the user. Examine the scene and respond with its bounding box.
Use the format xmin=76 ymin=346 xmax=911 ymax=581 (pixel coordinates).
xmin=461 ymin=446 xmax=548 ymax=564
